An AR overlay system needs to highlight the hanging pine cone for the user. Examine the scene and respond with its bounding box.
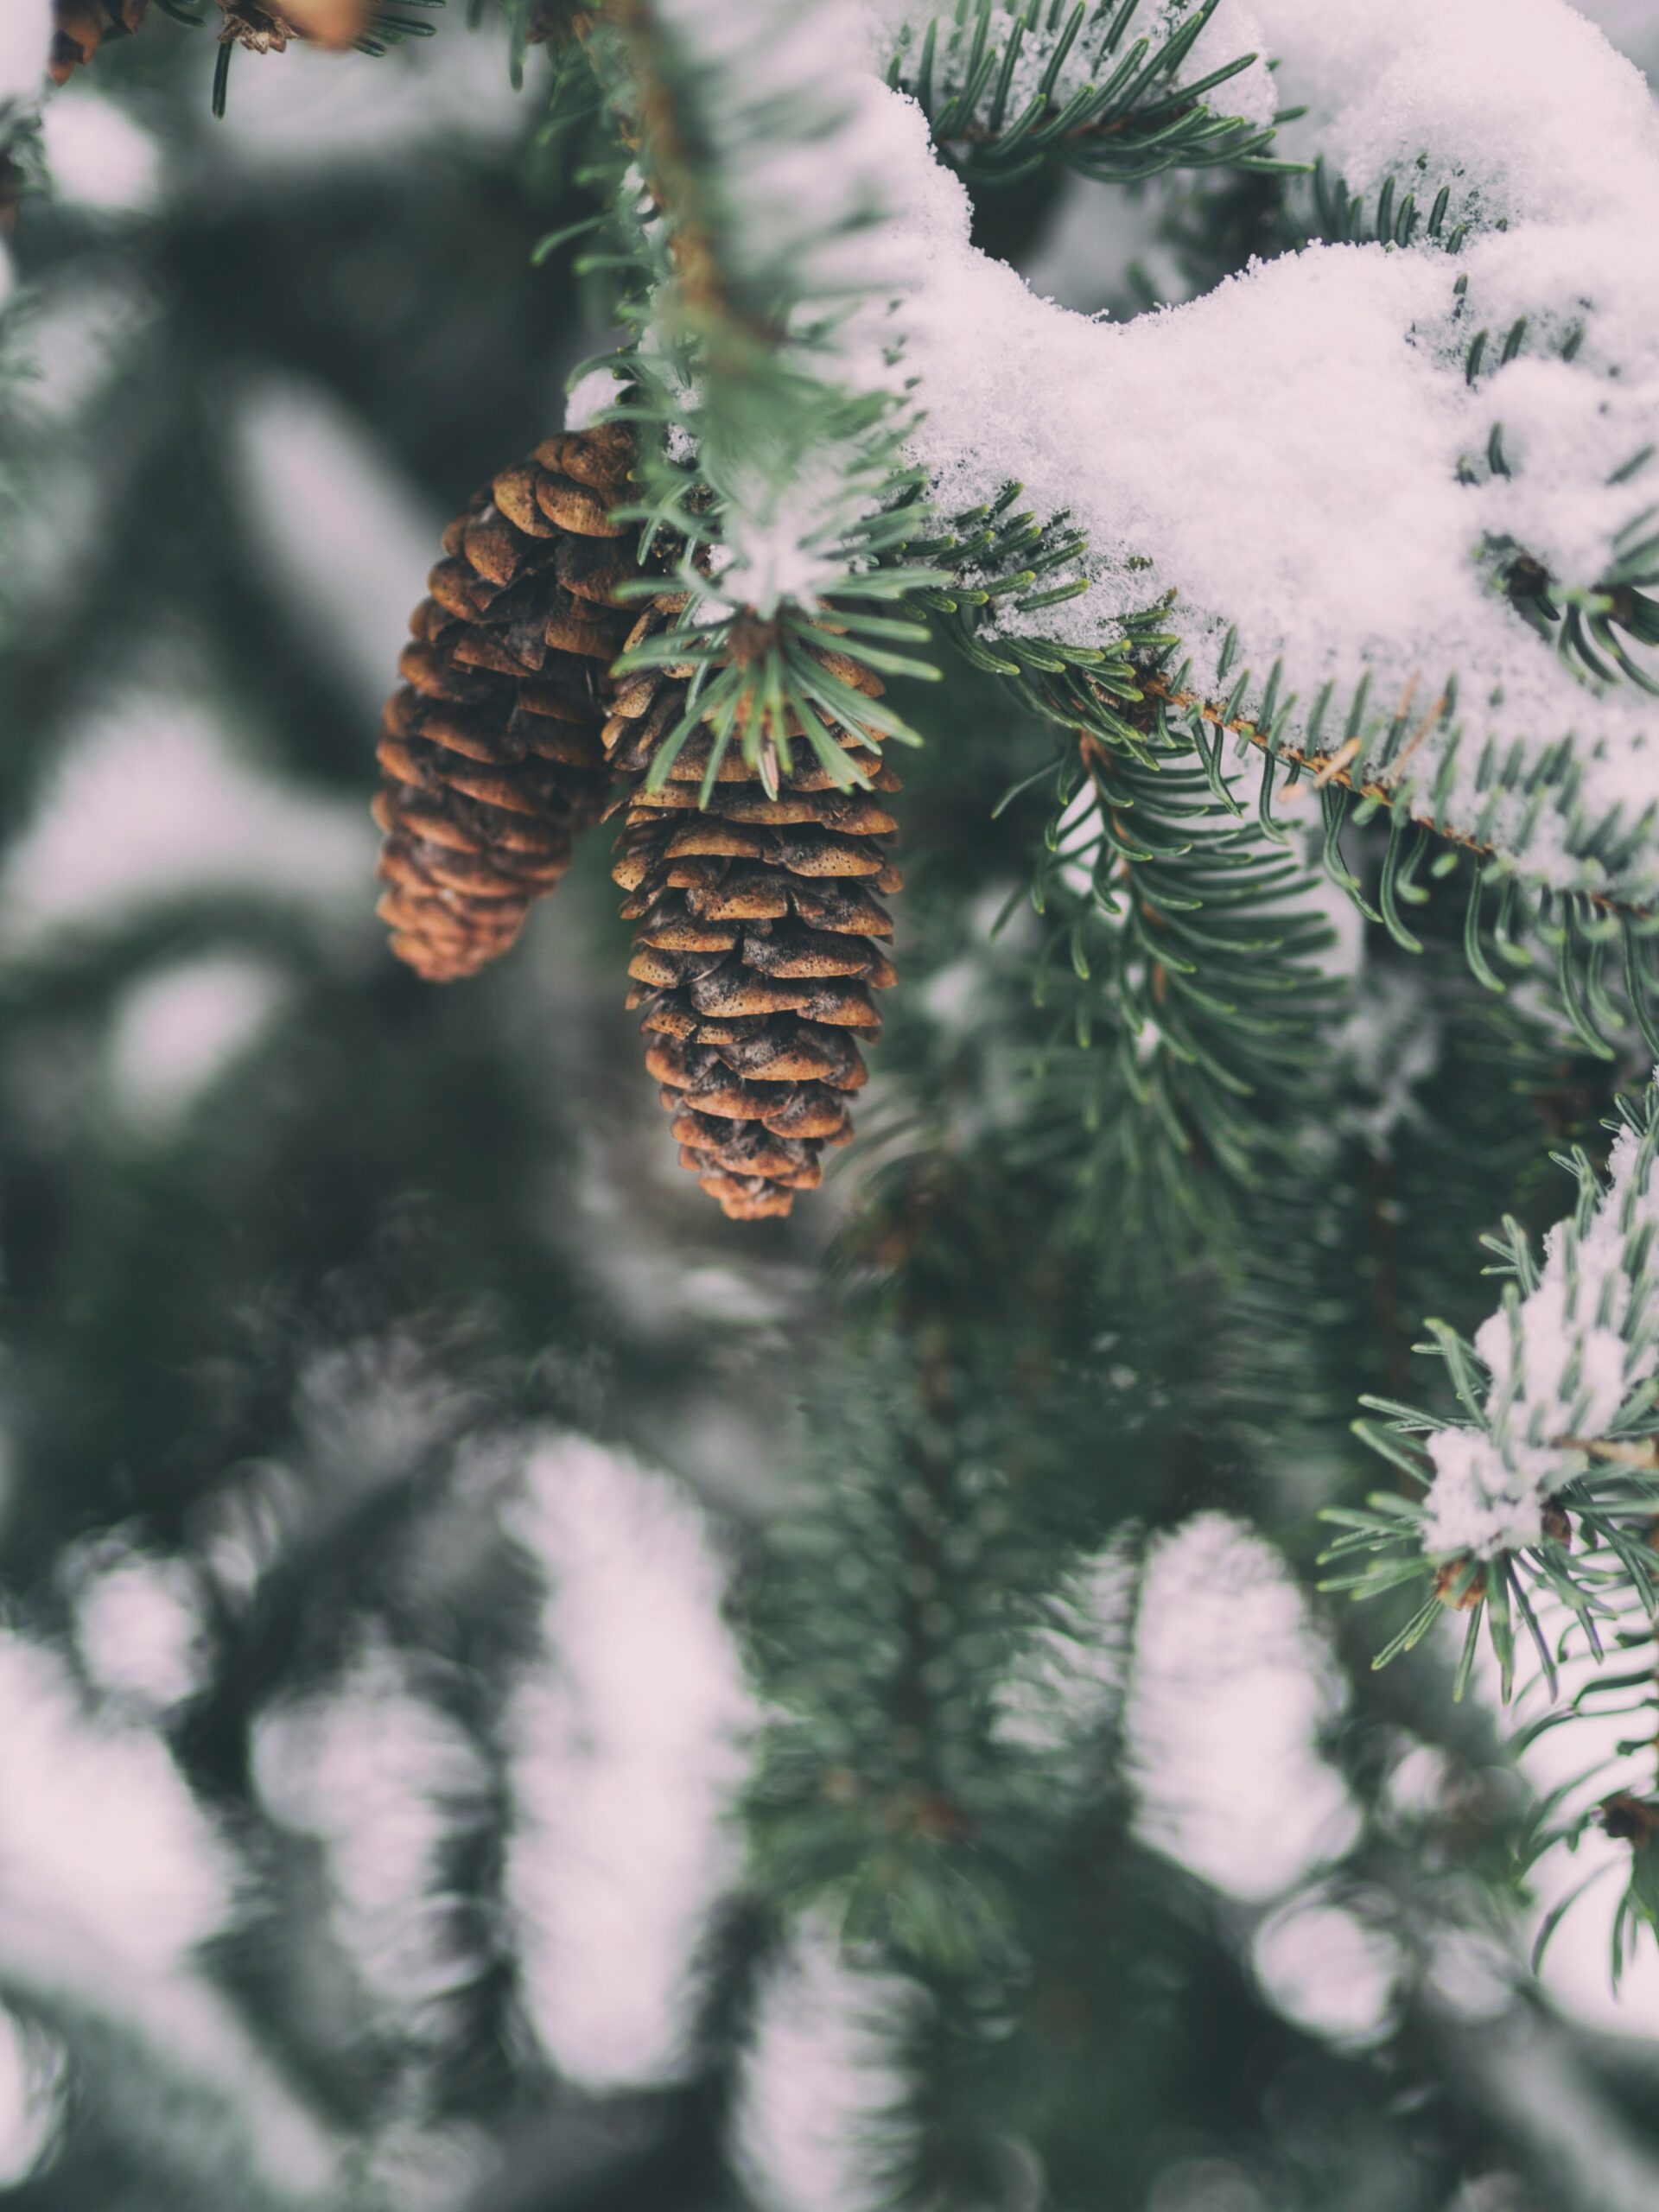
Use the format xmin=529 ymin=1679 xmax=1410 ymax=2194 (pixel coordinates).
xmin=48 ymin=0 xmax=148 ymax=80
xmin=607 ymin=610 xmax=900 ymax=1221
xmin=375 ymin=423 xmax=644 ymax=982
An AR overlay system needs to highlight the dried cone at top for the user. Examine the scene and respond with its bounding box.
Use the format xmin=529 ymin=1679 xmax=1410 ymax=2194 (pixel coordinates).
xmin=376 ymin=423 xmax=644 ymax=982
xmin=608 ymin=610 xmax=900 ymax=1221
xmin=48 ymin=0 xmax=362 ymax=78
xmin=218 ymin=0 xmax=370 ymax=51
xmin=49 ymin=0 xmax=149 ymax=79
xmin=234 ymin=0 xmax=371 ymax=47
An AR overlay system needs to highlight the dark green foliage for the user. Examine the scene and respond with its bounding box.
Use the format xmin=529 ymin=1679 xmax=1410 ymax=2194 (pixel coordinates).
xmin=1019 ymin=728 xmax=1336 ymax=1234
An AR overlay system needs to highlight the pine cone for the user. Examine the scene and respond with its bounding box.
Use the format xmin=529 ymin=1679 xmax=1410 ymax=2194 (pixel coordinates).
xmin=376 ymin=423 xmax=644 ymax=982
xmin=607 ymin=611 xmax=900 ymax=1221
xmin=48 ymin=0 xmax=148 ymax=81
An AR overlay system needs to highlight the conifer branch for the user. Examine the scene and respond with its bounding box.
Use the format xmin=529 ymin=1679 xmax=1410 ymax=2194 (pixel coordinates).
xmin=1012 ymin=722 xmax=1337 ymax=1242
xmin=886 ymin=0 xmax=1295 ymax=186
xmin=1136 ymin=659 xmax=1659 ymax=1057
xmin=1321 ymin=1074 xmax=1659 ymax=1961
xmin=576 ymin=0 xmax=950 ymax=772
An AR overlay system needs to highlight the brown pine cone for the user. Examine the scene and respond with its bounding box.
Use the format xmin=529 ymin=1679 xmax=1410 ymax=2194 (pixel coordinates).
xmin=376 ymin=423 xmax=645 ymax=982
xmin=607 ymin=610 xmax=900 ymax=1221
xmin=48 ymin=0 xmax=149 ymax=81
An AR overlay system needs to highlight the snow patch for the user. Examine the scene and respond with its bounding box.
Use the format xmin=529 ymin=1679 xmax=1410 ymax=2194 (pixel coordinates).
xmin=0 ymin=0 xmax=48 ymax=105
xmin=1129 ymin=1514 xmax=1359 ymax=1900
xmin=505 ymin=1435 xmax=752 ymax=2089
xmin=40 ymin=92 xmax=161 ymax=213
xmin=0 ymin=701 xmax=373 ymax=946
xmin=106 ymin=955 xmax=288 ymax=1127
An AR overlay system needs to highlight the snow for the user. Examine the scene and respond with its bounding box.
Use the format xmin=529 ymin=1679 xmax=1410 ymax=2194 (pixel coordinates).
xmin=626 ymin=0 xmax=950 ymax=618
xmin=994 ymin=1537 xmax=1138 ymax=1755
xmin=70 ymin=1538 xmax=212 ymax=1714
xmin=1257 ymin=0 xmax=1659 ymax=228
xmin=0 ymin=700 xmax=374 ymax=947
xmin=1421 ymin=1082 xmax=1659 ymax=1556
xmin=106 ymin=955 xmax=289 ymax=1128
xmin=857 ymin=60 xmax=1659 ymax=898
xmin=1129 ymin=1514 xmax=1360 ymax=1899
xmin=734 ymin=1922 xmax=917 ymax=2212
xmin=0 ymin=1630 xmax=235 ymax=1976
xmin=39 ymin=92 xmax=162 ymax=214
xmin=565 ymin=363 xmax=626 ymax=432
xmin=0 ymin=1641 xmax=337 ymax=2199
xmin=504 ymin=1435 xmax=753 ymax=2089
xmin=233 ymin=378 xmax=442 ymax=712
xmin=0 ymin=2006 xmax=62 ymax=2190
xmin=1250 ymin=1891 xmax=1401 ymax=2046
xmin=1577 ymin=0 xmax=1659 ymax=82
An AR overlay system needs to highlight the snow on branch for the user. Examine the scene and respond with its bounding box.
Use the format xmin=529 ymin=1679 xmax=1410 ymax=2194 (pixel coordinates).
xmin=1322 ymin=1078 xmax=1659 ymax=1970
xmin=1322 ymin=1077 xmax=1659 ymax=1704
xmin=822 ymin=0 xmax=1659 ymax=906
xmin=1419 ymin=1080 xmax=1659 ymax=1560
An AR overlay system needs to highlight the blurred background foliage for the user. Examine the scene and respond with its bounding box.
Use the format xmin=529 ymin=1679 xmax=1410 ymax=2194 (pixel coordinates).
xmin=4 ymin=7 xmax=1659 ymax=2211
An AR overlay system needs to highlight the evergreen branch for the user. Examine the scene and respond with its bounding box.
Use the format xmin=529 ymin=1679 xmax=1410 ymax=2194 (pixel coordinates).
xmin=888 ymin=493 xmax=1344 ymax=1248
xmin=913 ymin=474 xmax=1659 ymax=1057
xmin=909 ymin=487 xmax=1652 ymax=1233
xmin=746 ymin=1168 xmax=1194 ymax=1971
xmin=1301 ymin=157 xmax=1471 ymax=254
xmin=887 ymin=0 xmax=1296 ymax=188
xmin=575 ymin=0 xmax=950 ymax=772
xmin=1135 ymin=656 xmax=1659 ymax=1058
xmin=849 ymin=11 xmax=1659 ymax=963
xmin=747 ymin=1341 xmax=1077 ymax=1972
xmin=1009 ymin=721 xmax=1338 ymax=1242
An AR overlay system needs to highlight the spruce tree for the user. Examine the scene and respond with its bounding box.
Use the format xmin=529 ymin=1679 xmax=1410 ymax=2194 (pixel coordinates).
xmin=3 ymin=2 xmax=1659 ymax=2208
